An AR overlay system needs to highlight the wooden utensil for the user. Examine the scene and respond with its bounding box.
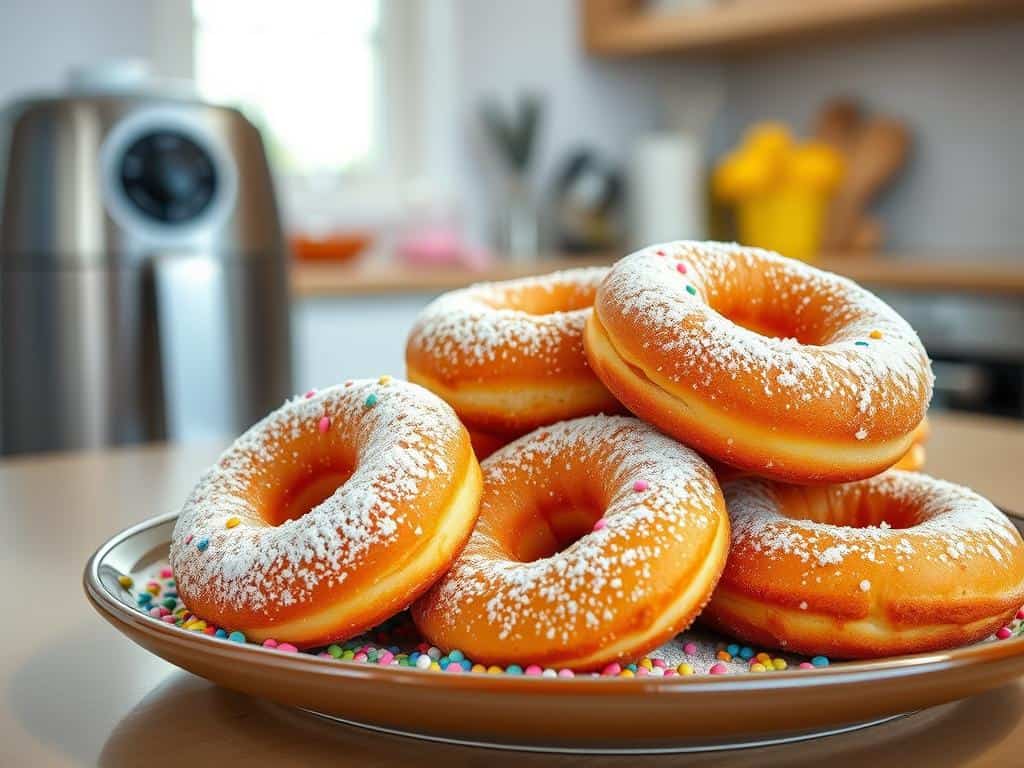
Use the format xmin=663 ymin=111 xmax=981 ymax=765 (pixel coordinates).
xmin=822 ymin=116 xmax=910 ymax=252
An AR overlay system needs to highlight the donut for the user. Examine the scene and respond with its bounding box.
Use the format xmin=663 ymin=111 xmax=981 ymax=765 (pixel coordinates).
xmin=702 ymin=471 xmax=1024 ymax=658
xmin=169 ymin=378 xmax=483 ymax=647
xmin=891 ymin=416 xmax=929 ymax=471
xmin=584 ymin=241 xmax=934 ymax=483
xmin=412 ymin=415 xmax=729 ymax=670
xmin=406 ymin=268 xmax=622 ymax=457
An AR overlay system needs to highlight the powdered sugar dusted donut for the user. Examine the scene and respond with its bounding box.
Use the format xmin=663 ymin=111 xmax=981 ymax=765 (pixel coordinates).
xmin=411 ymin=415 xmax=729 ymax=670
xmin=703 ymin=471 xmax=1024 ymax=658
xmin=406 ymin=268 xmax=622 ymax=457
xmin=170 ymin=378 xmax=482 ymax=647
xmin=584 ymin=241 xmax=934 ymax=483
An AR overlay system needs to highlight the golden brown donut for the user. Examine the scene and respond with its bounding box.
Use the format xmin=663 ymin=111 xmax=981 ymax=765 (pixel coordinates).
xmin=406 ymin=268 xmax=622 ymax=454
xmin=585 ymin=241 xmax=934 ymax=483
xmin=703 ymin=471 xmax=1024 ymax=658
xmin=170 ymin=379 xmax=482 ymax=647
xmin=891 ymin=416 xmax=929 ymax=471
xmin=412 ymin=415 xmax=730 ymax=670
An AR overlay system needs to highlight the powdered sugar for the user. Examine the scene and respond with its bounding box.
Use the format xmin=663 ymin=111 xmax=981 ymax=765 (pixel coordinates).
xmin=597 ymin=241 xmax=934 ymax=441
xmin=170 ymin=379 xmax=463 ymax=616
xmin=417 ymin=415 xmax=724 ymax=651
xmin=407 ymin=267 xmax=608 ymax=377
xmin=725 ymin=470 xmax=1022 ymax=573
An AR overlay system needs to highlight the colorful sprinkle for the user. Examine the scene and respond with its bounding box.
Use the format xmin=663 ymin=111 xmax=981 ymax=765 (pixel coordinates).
xmin=184 ymin=534 xmax=193 ymax=544
xmin=709 ymin=662 xmax=728 ymax=675
xmin=869 ymin=330 xmax=883 ymax=340
xmin=525 ymin=664 xmax=543 ymax=676
xmin=196 ymin=537 xmax=209 ymax=552
xmin=683 ymin=642 xmax=697 ymax=655
xmin=811 ymin=656 xmax=830 ymax=667
xmin=378 ymin=375 xmax=392 ymax=385
xmin=676 ymin=663 xmax=693 ymax=675
xmin=225 ymin=517 xmax=240 ymax=529
xmin=750 ymin=663 xmax=767 ymax=672
xmin=278 ymin=643 xmax=298 ymax=653
xmin=855 ymin=340 xmax=870 ymax=347
xmin=318 ymin=416 xmax=331 ymax=433
xmin=675 ymin=262 xmax=687 ymax=273
xmin=601 ymin=662 xmax=622 ymax=677
xmin=304 ymin=389 xmax=316 ymax=399
xmin=117 ymin=575 xmax=134 ymax=589
xmin=997 ymin=627 xmax=1013 ymax=640
xmin=632 ymin=479 xmax=649 ymax=492
xmin=685 ymin=284 xmax=697 ymax=296
xmin=228 ymin=631 xmax=246 ymax=643
xmin=262 ymin=639 xmax=278 ymax=648
xmin=364 ymin=393 xmax=378 ymax=408
xmin=592 ymin=518 xmax=608 ymax=532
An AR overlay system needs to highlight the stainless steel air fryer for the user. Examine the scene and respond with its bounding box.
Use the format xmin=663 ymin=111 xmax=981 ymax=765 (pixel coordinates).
xmin=0 ymin=83 xmax=292 ymax=455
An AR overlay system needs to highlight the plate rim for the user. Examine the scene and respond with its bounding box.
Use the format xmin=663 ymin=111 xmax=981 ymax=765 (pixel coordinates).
xmin=84 ymin=509 xmax=1024 ymax=698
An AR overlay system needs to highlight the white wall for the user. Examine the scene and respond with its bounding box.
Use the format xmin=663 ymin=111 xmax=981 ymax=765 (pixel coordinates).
xmin=0 ymin=0 xmax=192 ymax=105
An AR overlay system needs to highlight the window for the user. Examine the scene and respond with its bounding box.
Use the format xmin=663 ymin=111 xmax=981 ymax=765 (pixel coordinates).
xmin=192 ymin=0 xmax=382 ymax=177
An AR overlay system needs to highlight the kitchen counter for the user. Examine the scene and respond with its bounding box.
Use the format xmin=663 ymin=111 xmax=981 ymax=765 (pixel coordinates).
xmin=2 ymin=411 xmax=1024 ymax=766
xmin=291 ymin=254 xmax=1024 ymax=298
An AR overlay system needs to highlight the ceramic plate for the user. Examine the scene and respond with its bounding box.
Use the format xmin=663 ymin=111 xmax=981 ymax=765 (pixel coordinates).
xmin=84 ymin=511 xmax=1024 ymax=754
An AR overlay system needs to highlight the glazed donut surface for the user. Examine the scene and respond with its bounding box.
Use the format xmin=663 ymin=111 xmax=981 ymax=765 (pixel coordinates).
xmin=585 ymin=241 xmax=934 ymax=483
xmin=412 ymin=415 xmax=730 ymax=670
xmin=703 ymin=471 xmax=1024 ymax=658
xmin=406 ymin=268 xmax=621 ymax=448
xmin=170 ymin=379 xmax=482 ymax=647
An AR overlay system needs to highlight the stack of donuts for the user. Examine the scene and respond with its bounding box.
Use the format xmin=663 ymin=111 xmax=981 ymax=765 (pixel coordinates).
xmin=171 ymin=241 xmax=1024 ymax=671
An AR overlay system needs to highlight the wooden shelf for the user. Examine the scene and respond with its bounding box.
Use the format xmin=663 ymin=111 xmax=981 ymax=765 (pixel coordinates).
xmin=291 ymin=253 xmax=1024 ymax=298
xmin=582 ymin=0 xmax=1024 ymax=56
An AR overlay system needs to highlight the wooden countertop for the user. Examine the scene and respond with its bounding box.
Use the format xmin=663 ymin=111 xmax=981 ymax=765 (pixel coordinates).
xmin=3 ymin=411 xmax=1024 ymax=765
xmin=291 ymin=254 xmax=1024 ymax=299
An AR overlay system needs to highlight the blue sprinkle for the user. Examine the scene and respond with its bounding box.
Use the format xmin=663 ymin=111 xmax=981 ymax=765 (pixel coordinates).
xmin=136 ymin=593 xmax=152 ymax=605
xmin=854 ymin=341 xmax=870 ymax=347
xmin=215 ymin=629 xmax=228 ymax=639
xmin=811 ymin=655 xmax=830 ymax=667
xmin=409 ymin=651 xmax=420 ymax=662
xmin=460 ymin=659 xmax=472 ymax=671
xmin=726 ymin=643 xmax=740 ymax=656
xmin=364 ymin=393 xmax=379 ymax=408
xmin=439 ymin=658 xmax=450 ymax=669
xmin=196 ymin=537 xmax=210 ymax=552
xmin=389 ymin=645 xmax=400 ymax=654
xmin=228 ymin=631 xmax=246 ymax=643
xmin=163 ymin=591 xmax=178 ymax=599
xmin=626 ymin=663 xmax=638 ymax=672
xmin=739 ymin=647 xmax=754 ymax=660
xmin=449 ymin=649 xmax=465 ymax=663
xmin=505 ymin=664 xmax=523 ymax=675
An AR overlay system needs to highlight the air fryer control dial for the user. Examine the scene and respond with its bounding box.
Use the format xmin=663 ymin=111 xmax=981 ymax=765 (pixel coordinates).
xmin=119 ymin=131 xmax=218 ymax=223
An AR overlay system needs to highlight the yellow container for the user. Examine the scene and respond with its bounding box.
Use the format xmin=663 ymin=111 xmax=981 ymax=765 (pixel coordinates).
xmin=737 ymin=184 xmax=831 ymax=262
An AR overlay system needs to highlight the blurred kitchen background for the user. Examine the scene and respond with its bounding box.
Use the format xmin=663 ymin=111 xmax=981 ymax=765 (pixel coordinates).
xmin=1 ymin=0 xmax=1023 ymax=455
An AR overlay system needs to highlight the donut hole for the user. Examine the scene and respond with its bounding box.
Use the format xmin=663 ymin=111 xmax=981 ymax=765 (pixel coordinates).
xmin=272 ymin=466 xmax=355 ymax=526
xmin=775 ymin=485 xmax=918 ymax=529
xmin=510 ymin=494 xmax=604 ymax=562
xmin=487 ymin=283 xmax=595 ymax=316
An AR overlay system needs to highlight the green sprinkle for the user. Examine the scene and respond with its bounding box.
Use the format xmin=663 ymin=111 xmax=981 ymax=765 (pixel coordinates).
xmin=854 ymin=340 xmax=870 ymax=347
xmin=685 ymin=284 xmax=697 ymax=296
xmin=162 ymin=597 xmax=177 ymax=610
xmin=364 ymin=393 xmax=379 ymax=408
xmin=327 ymin=644 xmax=343 ymax=658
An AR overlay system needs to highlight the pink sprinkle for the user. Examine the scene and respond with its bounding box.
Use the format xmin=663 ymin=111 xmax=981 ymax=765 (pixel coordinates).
xmin=157 ymin=606 xmax=171 ymax=617
xmin=601 ymin=662 xmax=622 ymax=677
xmin=683 ymin=642 xmax=697 ymax=655
xmin=557 ymin=669 xmax=575 ymax=678
xmin=799 ymin=662 xmax=814 ymax=669
xmin=1017 ymin=608 xmax=1024 ymax=620
xmin=655 ymin=249 xmax=665 ymax=256
xmin=632 ymin=479 xmax=649 ymax=492
xmin=304 ymin=389 xmax=316 ymax=399
xmin=709 ymin=662 xmax=728 ymax=675
xmin=652 ymin=658 xmax=667 ymax=668
xmin=161 ymin=615 xmax=177 ymax=623
xmin=997 ymin=627 xmax=1013 ymax=640
xmin=354 ymin=652 xmax=368 ymax=662
xmin=262 ymin=639 xmax=278 ymax=648
xmin=592 ymin=518 xmax=608 ymax=532
xmin=525 ymin=664 xmax=543 ymax=676
xmin=148 ymin=607 xmax=163 ymax=617
xmin=318 ymin=652 xmax=330 ymax=658
xmin=318 ymin=416 xmax=331 ymax=433
xmin=663 ymin=669 xmax=677 ymax=677
xmin=344 ymin=380 xmax=354 ymax=387
xmin=676 ymin=263 xmax=687 ymax=274
xmin=636 ymin=666 xmax=650 ymax=676
xmin=446 ymin=662 xmax=464 ymax=674
xmin=378 ymin=651 xmax=395 ymax=665
xmin=159 ymin=567 xmax=173 ymax=579
xmin=184 ymin=534 xmax=193 ymax=544
xmin=277 ymin=643 xmax=298 ymax=653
